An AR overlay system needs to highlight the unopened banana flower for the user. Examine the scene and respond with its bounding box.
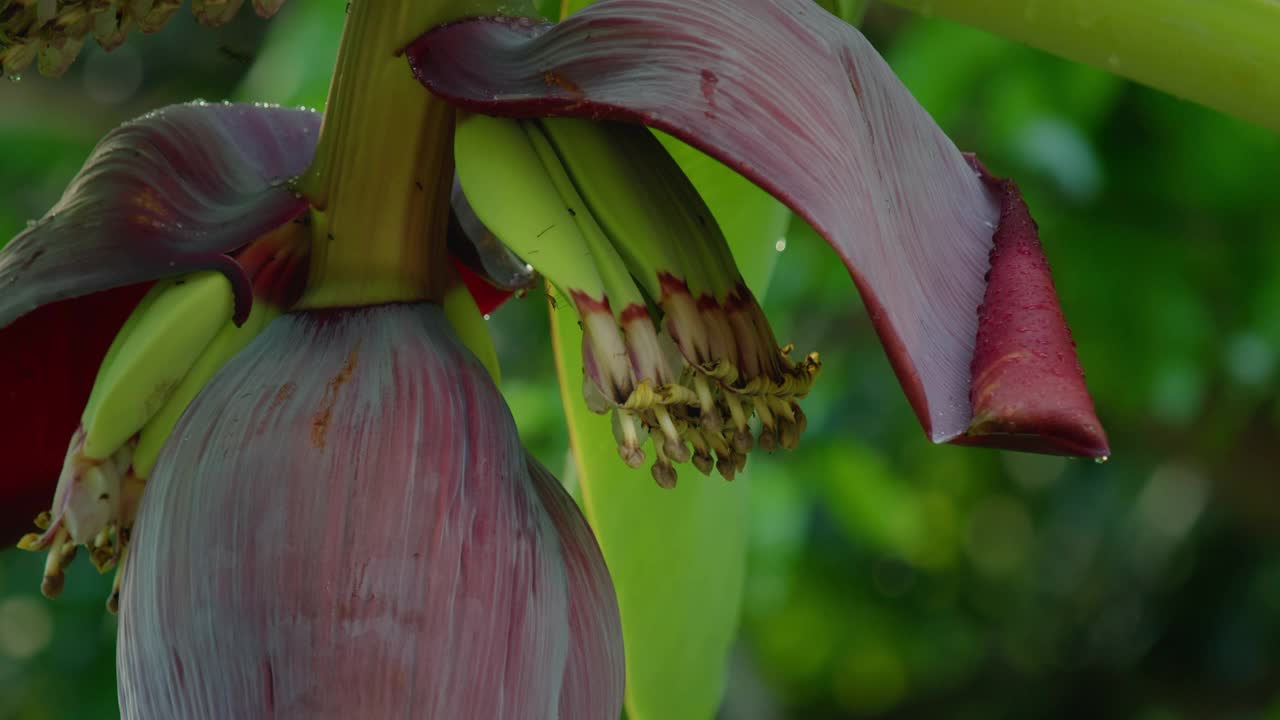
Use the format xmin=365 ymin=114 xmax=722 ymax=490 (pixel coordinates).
xmin=0 ymin=0 xmax=1107 ymax=717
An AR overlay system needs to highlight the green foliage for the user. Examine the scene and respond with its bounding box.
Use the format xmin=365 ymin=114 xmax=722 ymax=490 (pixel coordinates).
xmin=816 ymin=0 xmax=870 ymax=25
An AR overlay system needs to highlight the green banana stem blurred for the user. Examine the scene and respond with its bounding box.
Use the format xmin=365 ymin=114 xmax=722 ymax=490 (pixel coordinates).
xmin=881 ymin=0 xmax=1280 ymax=132
xmin=295 ymin=0 xmax=535 ymax=310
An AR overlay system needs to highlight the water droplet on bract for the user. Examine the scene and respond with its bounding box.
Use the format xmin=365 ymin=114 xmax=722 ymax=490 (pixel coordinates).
xmin=774 ymin=238 xmax=787 ymax=252
xmin=483 ymin=314 xmax=491 ymax=321
xmin=8 ymin=74 xmax=22 ymax=82
xmin=1095 ymin=455 xmax=1109 ymax=465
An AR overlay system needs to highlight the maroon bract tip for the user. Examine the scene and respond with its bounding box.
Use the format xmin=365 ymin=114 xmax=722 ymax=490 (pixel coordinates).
xmin=959 ymin=161 xmax=1109 ymax=457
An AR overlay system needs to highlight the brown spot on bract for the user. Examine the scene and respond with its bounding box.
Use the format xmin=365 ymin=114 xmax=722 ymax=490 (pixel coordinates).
xmin=310 ymin=408 xmax=332 ymax=448
xmin=542 ymin=70 xmax=582 ymax=96
xmin=700 ymin=69 xmax=719 ymax=107
xmin=310 ymin=348 xmax=359 ymax=449
xmin=271 ymin=382 xmax=296 ymax=409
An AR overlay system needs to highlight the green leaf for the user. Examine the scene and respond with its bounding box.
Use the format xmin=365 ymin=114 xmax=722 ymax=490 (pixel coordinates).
xmin=233 ymin=1 xmax=347 ymax=108
xmin=551 ymin=143 xmax=789 ymax=719
xmin=655 ymin=132 xmax=790 ymax=291
xmin=558 ymin=0 xmax=594 ymax=17
xmin=552 ymin=306 xmax=749 ymax=720
xmin=815 ymin=0 xmax=870 ymax=25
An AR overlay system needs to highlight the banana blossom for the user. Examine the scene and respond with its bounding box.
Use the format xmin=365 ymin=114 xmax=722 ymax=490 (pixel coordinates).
xmin=0 ymin=0 xmax=1106 ymax=717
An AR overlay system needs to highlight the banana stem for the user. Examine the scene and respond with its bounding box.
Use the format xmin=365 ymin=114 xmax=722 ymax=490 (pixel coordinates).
xmin=881 ymin=0 xmax=1280 ymax=132
xmin=295 ymin=0 xmax=535 ymax=309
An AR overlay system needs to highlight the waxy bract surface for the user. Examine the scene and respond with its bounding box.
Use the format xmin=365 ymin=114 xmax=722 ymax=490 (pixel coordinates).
xmin=410 ymin=0 xmax=1107 ymax=455
xmin=117 ymin=304 xmax=623 ymax=719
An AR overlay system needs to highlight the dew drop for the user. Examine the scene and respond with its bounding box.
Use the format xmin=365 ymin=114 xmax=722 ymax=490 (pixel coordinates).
xmin=774 ymin=238 xmax=787 ymax=252
xmin=1095 ymin=455 xmax=1109 ymax=465
xmin=1107 ymin=54 xmax=1121 ymax=68
xmin=8 ymin=74 xmax=22 ymax=82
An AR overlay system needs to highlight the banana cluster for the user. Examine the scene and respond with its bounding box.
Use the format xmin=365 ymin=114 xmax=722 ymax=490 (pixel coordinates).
xmin=456 ymin=113 xmax=820 ymax=486
xmin=0 ymin=0 xmax=286 ymax=78
xmin=17 ymin=271 xmax=279 ymax=610
xmin=18 ymin=224 xmax=308 ymax=610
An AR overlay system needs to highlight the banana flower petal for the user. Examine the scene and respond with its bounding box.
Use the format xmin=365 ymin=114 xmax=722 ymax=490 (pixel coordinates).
xmin=0 ymin=102 xmax=319 ymax=329
xmin=0 ymin=101 xmax=521 ymax=544
xmin=0 ymin=286 xmax=147 ymax=547
xmin=0 ymin=103 xmax=318 ymax=545
xmin=0 ymin=103 xmax=317 ymax=544
xmin=117 ymin=303 xmax=623 ymax=718
xmin=408 ymin=0 xmax=1109 ymax=456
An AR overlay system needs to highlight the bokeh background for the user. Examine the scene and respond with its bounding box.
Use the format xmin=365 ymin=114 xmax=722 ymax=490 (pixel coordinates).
xmin=2 ymin=2 xmax=1280 ymax=718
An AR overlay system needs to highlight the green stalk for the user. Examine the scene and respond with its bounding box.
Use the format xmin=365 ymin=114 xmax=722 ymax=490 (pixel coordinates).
xmin=295 ymin=0 xmax=536 ymax=309
xmin=882 ymin=0 xmax=1280 ymax=132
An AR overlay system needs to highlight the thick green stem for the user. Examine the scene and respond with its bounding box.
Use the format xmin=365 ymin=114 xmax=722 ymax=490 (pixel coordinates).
xmin=882 ymin=0 xmax=1280 ymax=132
xmin=295 ymin=0 xmax=534 ymax=309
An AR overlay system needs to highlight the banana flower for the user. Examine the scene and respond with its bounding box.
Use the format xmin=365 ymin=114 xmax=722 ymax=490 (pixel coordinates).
xmin=0 ymin=0 xmax=1106 ymax=716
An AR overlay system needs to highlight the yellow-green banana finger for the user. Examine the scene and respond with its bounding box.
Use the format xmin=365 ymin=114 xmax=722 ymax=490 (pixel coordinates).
xmin=132 ymin=301 xmax=278 ymax=478
xmin=80 ymin=271 xmax=235 ymax=459
xmin=455 ymin=112 xmax=607 ymax=301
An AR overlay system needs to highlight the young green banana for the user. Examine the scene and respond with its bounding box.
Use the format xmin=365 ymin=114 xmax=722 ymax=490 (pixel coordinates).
xmin=455 ymin=112 xmax=609 ymax=303
xmin=21 ymin=270 xmax=238 ymax=603
xmin=132 ymin=301 xmax=280 ymax=478
xmin=80 ymin=271 xmax=235 ymax=460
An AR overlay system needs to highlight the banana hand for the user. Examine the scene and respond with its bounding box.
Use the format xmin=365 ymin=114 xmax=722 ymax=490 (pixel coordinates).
xmin=80 ymin=271 xmax=235 ymax=460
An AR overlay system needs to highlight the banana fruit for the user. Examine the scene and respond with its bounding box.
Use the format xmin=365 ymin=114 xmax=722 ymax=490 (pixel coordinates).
xmin=19 ymin=269 xmax=282 ymax=608
xmin=454 ymin=112 xmax=820 ymax=486
xmin=80 ymin=271 xmax=235 ymax=459
xmin=133 ymin=299 xmax=280 ymax=477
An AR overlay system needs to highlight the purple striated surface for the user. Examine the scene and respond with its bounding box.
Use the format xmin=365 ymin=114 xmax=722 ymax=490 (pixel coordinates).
xmin=117 ymin=304 xmax=624 ymax=718
xmin=409 ymin=0 xmax=1106 ymax=453
xmin=409 ymin=0 xmax=1000 ymax=441
xmin=0 ymin=102 xmax=319 ymax=328
xmin=528 ymin=455 xmax=627 ymax=718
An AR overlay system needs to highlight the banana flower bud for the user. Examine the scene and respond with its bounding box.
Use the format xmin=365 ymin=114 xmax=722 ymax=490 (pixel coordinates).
xmin=116 ymin=303 xmax=623 ymax=718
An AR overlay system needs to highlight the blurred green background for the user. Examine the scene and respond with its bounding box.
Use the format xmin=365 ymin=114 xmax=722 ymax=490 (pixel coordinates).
xmin=2 ymin=2 xmax=1280 ymax=718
